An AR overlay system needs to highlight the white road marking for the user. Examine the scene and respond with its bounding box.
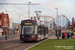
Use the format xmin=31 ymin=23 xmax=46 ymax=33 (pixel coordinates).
xmin=1 ymin=43 xmax=21 ymax=50
xmin=14 ymin=43 xmax=32 ymax=50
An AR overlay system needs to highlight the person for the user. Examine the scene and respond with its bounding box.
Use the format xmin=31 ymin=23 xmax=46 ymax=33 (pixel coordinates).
xmin=62 ymin=31 xmax=64 ymax=39
xmin=73 ymin=32 xmax=75 ymax=39
xmin=63 ymin=32 xmax=66 ymax=39
xmin=67 ymin=33 xmax=69 ymax=39
xmin=5 ymin=29 xmax=7 ymax=40
xmin=4 ymin=30 xmax=7 ymax=36
xmin=57 ymin=32 xmax=60 ymax=39
xmin=71 ymin=31 xmax=74 ymax=39
xmin=69 ymin=31 xmax=72 ymax=39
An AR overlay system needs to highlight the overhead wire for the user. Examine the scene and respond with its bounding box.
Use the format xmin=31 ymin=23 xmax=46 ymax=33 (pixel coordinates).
xmin=25 ymin=0 xmax=37 ymax=11
xmin=12 ymin=4 xmax=28 ymax=18
xmin=14 ymin=5 xmax=27 ymax=15
xmin=0 ymin=4 xmax=20 ymax=16
xmin=1 ymin=5 xmax=20 ymax=15
xmin=0 ymin=5 xmax=8 ymax=11
xmin=2 ymin=0 xmax=5 ymax=1
xmin=1 ymin=0 xmax=27 ymax=18
xmin=0 ymin=5 xmax=27 ymax=18
xmin=14 ymin=6 xmax=27 ymax=18
xmin=1 ymin=0 xmax=38 ymax=18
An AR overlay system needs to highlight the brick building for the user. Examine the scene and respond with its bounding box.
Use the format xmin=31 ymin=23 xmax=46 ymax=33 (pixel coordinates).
xmin=0 ymin=12 xmax=9 ymax=28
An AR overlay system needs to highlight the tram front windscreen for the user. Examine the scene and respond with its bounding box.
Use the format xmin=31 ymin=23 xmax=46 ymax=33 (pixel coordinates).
xmin=22 ymin=26 xmax=34 ymax=35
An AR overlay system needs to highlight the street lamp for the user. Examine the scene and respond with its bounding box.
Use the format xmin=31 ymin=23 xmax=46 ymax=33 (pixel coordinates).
xmin=55 ymin=8 xmax=59 ymax=39
xmin=28 ymin=2 xmax=31 ymax=19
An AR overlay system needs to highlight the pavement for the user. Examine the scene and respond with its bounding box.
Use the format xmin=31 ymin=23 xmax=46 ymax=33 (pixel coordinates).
xmin=0 ymin=39 xmax=39 ymax=50
xmin=0 ymin=33 xmax=20 ymax=40
xmin=48 ymin=34 xmax=62 ymax=39
xmin=0 ymin=33 xmax=47 ymax=50
xmin=0 ymin=33 xmax=62 ymax=50
xmin=0 ymin=33 xmax=61 ymax=42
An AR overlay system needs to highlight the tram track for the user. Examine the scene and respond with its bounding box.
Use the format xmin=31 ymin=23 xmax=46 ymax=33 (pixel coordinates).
xmin=0 ymin=39 xmax=40 ymax=50
xmin=0 ymin=34 xmax=53 ymax=50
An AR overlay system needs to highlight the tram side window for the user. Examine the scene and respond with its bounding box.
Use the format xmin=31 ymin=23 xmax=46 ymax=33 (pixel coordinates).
xmin=40 ymin=28 xmax=43 ymax=35
xmin=22 ymin=27 xmax=24 ymax=35
xmin=38 ymin=27 xmax=41 ymax=35
xmin=43 ymin=28 xmax=45 ymax=35
xmin=38 ymin=28 xmax=40 ymax=31
xmin=47 ymin=29 xmax=48 ymax=34
xmin=21 ymin=26 xmax=22 ymax=34
xmin=46 ymin=28 xmax=48 ymax=34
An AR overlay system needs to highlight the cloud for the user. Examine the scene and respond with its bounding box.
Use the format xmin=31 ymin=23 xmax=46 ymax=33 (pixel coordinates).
xmin=40 ymin=0 xmax=62 ymax=10
xmin=42 ymin=4 xmax=60 ymax=9
xmin=0 ymin=0 xmax=75 ymax=23
xmin=46 ymin=0 xmax=62 ymax=3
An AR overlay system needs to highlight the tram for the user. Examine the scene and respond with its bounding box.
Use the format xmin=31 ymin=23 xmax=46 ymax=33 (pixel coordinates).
xmin=20 ymin=19 xmax=48 ymax=41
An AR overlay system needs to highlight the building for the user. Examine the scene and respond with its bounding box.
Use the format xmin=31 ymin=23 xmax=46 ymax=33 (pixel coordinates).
xmin=12 ymin=22 xmax=19 ymax=34
xmin=0 ymin=12 xmax=9 ymax=28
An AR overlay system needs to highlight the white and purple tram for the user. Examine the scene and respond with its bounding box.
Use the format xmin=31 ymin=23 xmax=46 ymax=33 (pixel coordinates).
xmin=20 ymin=19 xmax=48 ymax=41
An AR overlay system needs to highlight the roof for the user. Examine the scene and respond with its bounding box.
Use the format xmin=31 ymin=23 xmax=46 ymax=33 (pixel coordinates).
xmin=21 ymin=19 xmax=37 ymax=23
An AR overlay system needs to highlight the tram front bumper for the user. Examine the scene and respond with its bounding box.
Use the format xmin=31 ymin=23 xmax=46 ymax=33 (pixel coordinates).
xmin=20 ymin=36 xmax=37 ymax=41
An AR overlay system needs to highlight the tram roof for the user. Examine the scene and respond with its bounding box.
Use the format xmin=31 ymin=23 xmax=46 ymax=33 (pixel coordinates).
xmin=21 ymin=19 xmax=37 ymax=23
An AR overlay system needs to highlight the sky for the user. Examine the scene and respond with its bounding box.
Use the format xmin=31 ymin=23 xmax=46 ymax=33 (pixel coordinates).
xmin=0 ymin=0 xmax=75 ymax=24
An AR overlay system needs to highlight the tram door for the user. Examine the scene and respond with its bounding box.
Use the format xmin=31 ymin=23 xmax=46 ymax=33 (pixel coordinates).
xmin=37 ymin=26 xmax=44 ymax=40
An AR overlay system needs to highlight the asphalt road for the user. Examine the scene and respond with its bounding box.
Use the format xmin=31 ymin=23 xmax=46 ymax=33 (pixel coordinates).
xmin=0 ymin=33 xmax=54 ymax=50
xmin=0 ymin=39 xmax=41 ymax=50
xmin=0 ymin=35 xmax=13 ymax=40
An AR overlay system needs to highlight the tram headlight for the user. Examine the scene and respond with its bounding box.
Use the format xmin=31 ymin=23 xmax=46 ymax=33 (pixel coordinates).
xmin=31 ymin=36 xmax=34 ymax=37
xmin=22 ymin=36 xmax=24 ymax=37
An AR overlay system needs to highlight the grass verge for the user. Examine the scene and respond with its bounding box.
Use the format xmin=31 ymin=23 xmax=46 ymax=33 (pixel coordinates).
xmin=28 ymin=39 xmax=75 ymax=50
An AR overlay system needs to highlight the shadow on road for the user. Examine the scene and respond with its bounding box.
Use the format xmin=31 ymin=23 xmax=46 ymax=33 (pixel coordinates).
xmin=22 ymin=39 xmax=47 ymax=43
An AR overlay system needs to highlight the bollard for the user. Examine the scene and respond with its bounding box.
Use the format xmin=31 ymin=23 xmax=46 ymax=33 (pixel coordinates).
xmin=5 ymin=35 xmax=7 ymax=40
xmin=57 ymin=34 xmax=59 ymax=39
